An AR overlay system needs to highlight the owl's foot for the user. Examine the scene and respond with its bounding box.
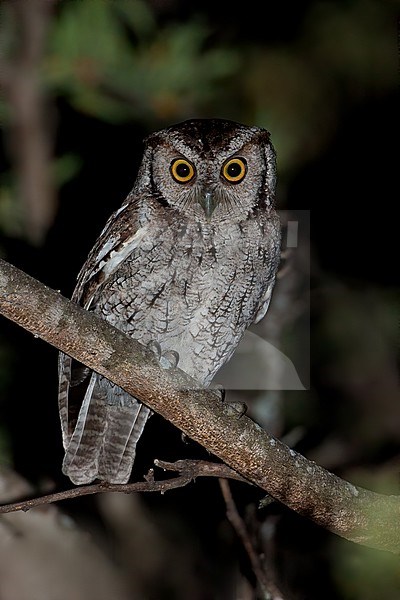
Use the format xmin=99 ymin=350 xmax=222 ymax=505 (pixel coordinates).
xmin=212 ymin=383 xmax=226 ymax=402
xmin=224 ymin=401 xmax=248 ymax=418
xmin=147 ymin=340 xmax=162 ymax=359
xmin=160 ymin=350 xmax=179 ymax=370
xmin=212 ymin=384 xmax=247 ymax=417
xmin=147 ymin=341 xmax=179 ymax=370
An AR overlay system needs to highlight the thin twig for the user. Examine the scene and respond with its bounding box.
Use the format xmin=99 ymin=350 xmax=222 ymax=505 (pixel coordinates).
xmin=154 ymin=459 xmax=251 ymax=484
xmin=0 ymin=474 xmax=191 ymax=515
xmin=0 ymin=460 xmax=247 ymax=515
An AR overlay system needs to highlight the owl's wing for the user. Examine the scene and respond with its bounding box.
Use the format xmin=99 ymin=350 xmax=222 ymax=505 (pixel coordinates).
xmin=58 ymin=197 xmax=152 ymax=484
xmin=253 ymin=219 xmax=282 ymax=324
xmin=72 ymin=194 xmax=145 ymax=308
xmin=253 ymin=279 xmax=276 ymax=324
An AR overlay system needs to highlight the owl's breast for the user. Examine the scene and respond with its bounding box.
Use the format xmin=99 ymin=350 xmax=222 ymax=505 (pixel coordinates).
xmin=96 ymin=217 xmax=278 ymax=384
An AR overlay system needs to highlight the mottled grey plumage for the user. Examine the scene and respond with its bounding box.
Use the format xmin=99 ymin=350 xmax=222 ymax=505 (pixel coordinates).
xmin=58 ymin=119 xmax=281 ymax=485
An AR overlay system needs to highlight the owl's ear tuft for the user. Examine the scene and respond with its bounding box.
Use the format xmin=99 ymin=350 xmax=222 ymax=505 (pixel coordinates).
xmin=144 ymin=132 xmax=163 ymax=149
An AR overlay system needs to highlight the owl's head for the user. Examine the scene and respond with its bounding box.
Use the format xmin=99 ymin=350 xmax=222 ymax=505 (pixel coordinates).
xmin=137 ymin=119 xmax=276 ymax=223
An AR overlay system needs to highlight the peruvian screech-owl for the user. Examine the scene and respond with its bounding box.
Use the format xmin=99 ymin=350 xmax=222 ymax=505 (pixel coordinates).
xmin=58 ymin=119 xmax=281 ymax=485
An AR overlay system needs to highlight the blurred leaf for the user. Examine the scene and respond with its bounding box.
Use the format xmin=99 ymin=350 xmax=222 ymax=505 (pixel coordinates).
xmin=0 ymin=154 xmax=80 ymax=236
xmin=333 ymin=538 xmax=400 ymax=600
xmin=247 ymin=49 xmax=337 ymax=172
xmin=0 ymin=1 xmax=17 ymax=59
xmin=114 ymin=0 xmax=157 ymax=40
xmin=45 ymin=2 xmax=239 ymax=123
xmin=49 ymin=0 xmax=130 ymax=66
xmin=0 ymin=182 xmax=24 ymax=237
xmin=304 ymin=0 xmax=397 ymax=92
xmin=0 ymin=99 xmax=10 ymax=123
xmin=53 ymin=154 xmax=82 ymax=187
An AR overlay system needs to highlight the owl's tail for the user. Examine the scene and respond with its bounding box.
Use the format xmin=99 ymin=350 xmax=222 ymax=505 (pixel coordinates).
xmin=62 ymin=373 xmax=151 ymax=485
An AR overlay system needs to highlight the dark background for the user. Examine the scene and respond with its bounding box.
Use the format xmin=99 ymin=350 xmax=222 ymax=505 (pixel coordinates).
xmin=0 ymin=1 xmax=399 ymax=598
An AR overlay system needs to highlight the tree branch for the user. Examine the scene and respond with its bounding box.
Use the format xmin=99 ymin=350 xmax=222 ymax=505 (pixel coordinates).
xmin=0 ymin=258 xmax=399 ymax=554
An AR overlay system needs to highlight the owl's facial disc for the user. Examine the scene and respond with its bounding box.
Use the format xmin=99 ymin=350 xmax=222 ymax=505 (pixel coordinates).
xmin=170 ymin=157 xmax=218 ymax=219
xmin=196 ymin=156 xmax=247 ymax=219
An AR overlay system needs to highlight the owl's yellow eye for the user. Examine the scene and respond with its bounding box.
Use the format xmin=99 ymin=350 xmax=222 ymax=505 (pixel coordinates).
xmin=170 ymin=158 xmax=196 ymax=183
xmin=221 ymin=157 xmax=247 ymax=183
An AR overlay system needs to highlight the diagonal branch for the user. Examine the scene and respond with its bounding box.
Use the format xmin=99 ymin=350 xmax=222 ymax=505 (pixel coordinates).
xmin=0 ymin=258 xmax=399 ymax=554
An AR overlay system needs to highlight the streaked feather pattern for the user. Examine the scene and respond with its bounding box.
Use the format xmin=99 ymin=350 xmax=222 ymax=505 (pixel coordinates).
xmin=58 ymin=119 xmax=281 ymax=485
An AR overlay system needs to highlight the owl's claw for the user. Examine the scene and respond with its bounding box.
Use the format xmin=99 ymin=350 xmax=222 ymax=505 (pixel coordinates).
xmin=213 ymin=383 xmax=247 ymax=417
xmin=224 ymin=401 xmax=248 ymax=418
xmin=213 ymin=383 xmax=226 ymax=402
xmin=147 ymin=340 xmax=162 ymax=360
xmin=210 ymin=385 xmax=247 ymax=418
xmin=147 ymin=341 xmax=180 ymax=370
xmin=160 ymin=350 xmax=180 ymax=370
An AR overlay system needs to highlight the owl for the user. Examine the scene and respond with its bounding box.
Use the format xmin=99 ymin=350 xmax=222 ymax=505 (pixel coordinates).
xmin=58 ymin=119 xmax=281 ymax=485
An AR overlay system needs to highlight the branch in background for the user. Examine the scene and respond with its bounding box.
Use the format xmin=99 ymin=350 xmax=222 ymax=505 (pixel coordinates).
xmin=219 ymin=478 xmax=285 ymax=600
xmin=0 ymin=258 xmax=399 ymax=555
xmin=1 ymin=0 xmax=57 ymax=244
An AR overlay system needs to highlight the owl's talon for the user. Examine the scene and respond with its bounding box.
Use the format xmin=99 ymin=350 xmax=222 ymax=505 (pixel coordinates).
xmin=224 ymin=401 xmax=247 ymax=418
xmin=212 ymin=383 xmax=226 ymax=402
xmin=148 ymin=342 xmax=179 ymax=369
xmin=160 ymin=350 xmax=180 ymax=370
xmin=147 ymin=340 xmax=162 ymax=360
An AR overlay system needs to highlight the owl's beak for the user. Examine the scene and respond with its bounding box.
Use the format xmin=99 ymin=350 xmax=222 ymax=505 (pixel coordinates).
xmin=199 ymin=190 xmax=218 ymax=220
